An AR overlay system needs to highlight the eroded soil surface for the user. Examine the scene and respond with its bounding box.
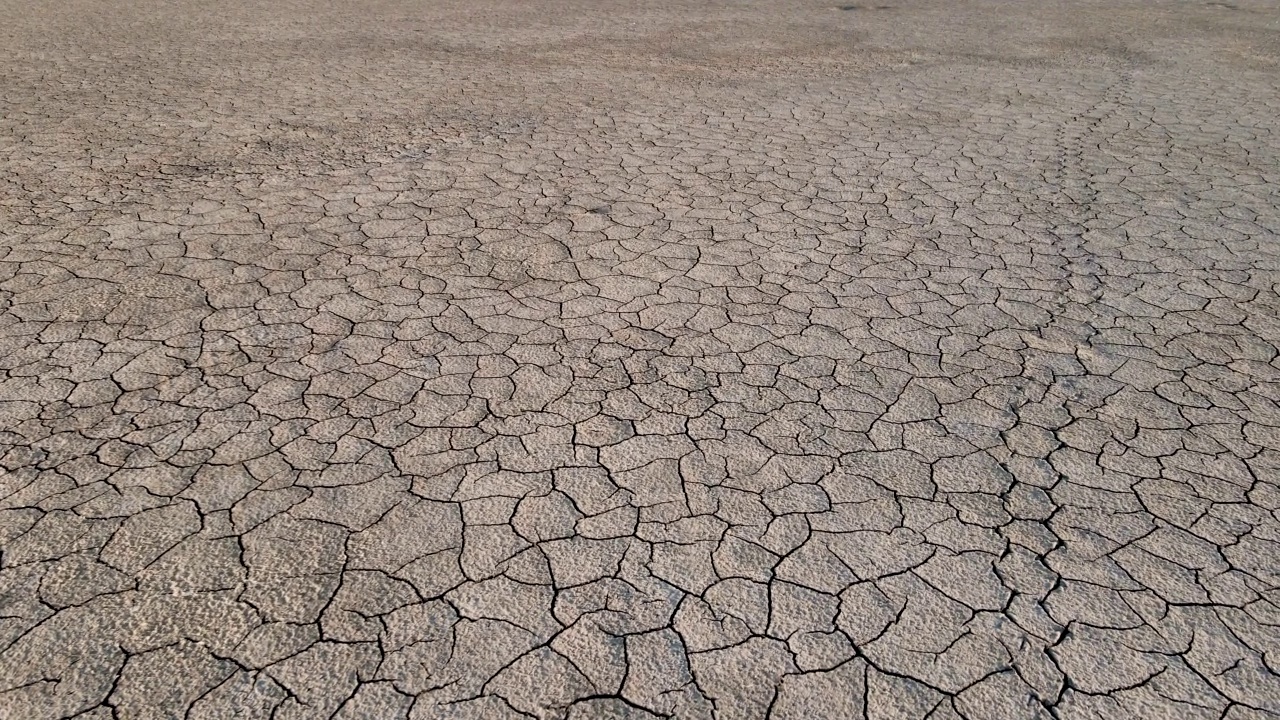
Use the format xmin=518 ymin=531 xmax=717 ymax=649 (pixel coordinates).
xmin=2 ymin=0 xmax=1279 ymax=717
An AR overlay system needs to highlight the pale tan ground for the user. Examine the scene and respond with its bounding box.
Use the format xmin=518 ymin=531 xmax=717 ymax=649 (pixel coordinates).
xmin=2 ymin=0 xmax=1280 ymax=718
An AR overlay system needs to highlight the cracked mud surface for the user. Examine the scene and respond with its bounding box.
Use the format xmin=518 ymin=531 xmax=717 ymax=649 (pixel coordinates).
xmin=2 ymin=0 xmax=1280 ymax=717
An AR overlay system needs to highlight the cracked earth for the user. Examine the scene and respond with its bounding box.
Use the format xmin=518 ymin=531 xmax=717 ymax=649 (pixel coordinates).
xmin=2 ymin=0 xmax=1279 ymax=718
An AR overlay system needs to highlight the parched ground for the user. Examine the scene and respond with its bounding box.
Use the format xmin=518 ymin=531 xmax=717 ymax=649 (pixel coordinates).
xmin=1 ymin=0 xmax=1279 ymax=717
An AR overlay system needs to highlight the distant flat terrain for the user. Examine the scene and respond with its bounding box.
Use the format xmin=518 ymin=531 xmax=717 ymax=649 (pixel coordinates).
xmin=1 ymin=0 xmax=1279 ymax=718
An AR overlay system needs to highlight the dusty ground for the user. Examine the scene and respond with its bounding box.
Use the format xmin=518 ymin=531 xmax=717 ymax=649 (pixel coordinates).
xmin=2 ymin=0 xmax=1279 ymax=717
